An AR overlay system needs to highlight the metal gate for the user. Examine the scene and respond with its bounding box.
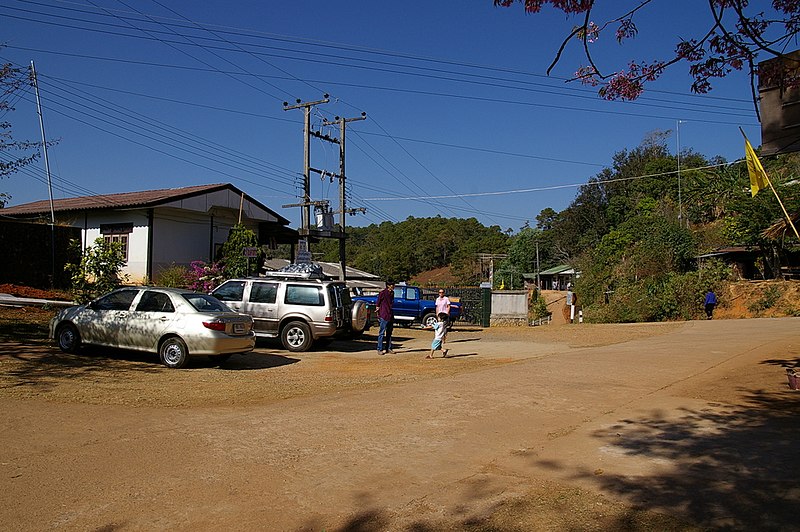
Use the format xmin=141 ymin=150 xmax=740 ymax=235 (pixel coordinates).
xmin=421 ymin=287 xmax=483 ymax=325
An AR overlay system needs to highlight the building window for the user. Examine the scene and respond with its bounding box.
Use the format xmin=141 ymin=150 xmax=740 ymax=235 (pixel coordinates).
xmin=103 ymin=234 xmax=129 ymax=261
xmin=100 ymin=223 xmax=133 ymax=262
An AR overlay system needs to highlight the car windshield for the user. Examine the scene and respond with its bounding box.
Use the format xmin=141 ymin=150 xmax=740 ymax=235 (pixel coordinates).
xmin=183 ymin=293 xmax=231 ymax=312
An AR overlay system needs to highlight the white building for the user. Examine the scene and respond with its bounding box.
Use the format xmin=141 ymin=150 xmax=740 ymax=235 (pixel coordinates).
xmin=2 ymin=183 xmax=298 ymax=284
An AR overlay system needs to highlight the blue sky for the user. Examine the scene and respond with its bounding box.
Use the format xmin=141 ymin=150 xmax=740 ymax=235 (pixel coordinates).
xmin=1 ymin=0 xmax=762 ymax=231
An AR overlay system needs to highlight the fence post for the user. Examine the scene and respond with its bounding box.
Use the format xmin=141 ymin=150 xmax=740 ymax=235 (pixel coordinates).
xmin=480 ymin=282 xmax=492 ymax=327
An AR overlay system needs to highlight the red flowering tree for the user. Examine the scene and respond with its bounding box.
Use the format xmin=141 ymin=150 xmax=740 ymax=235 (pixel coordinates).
xmin=494 ymin=1 xmax=800 ymax=118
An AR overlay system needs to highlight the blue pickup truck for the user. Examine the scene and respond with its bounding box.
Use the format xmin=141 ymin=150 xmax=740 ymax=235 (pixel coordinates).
xmin=353 ymin=284 xmax=461 ymax=328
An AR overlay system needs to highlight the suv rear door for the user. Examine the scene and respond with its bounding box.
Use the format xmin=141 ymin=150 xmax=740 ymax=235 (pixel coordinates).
xmin=327 ymin=283 xmax=351 ymax=329
xmin=244 ymin=280 xmax=280 ymax=336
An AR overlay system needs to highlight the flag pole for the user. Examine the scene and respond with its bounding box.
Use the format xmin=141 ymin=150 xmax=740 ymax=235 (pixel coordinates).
xmin=765 ymin=175 xmax=800 ymax=240
xmin=739 ymin=128 xmax=800 ymax=240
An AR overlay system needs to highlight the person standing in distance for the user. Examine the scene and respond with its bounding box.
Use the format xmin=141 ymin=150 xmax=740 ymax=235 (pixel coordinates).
xmin=435 ymin=289 xmax=451 ymax=328
xmin=704 ymin=289 xmax=717 ymax=319
xmin=376 ymin=280 xmax=395 ymax=355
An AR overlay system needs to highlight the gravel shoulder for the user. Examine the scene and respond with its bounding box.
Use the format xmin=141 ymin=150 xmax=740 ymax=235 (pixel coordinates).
xmin=1 ymin=316 xmax=798 ymax=531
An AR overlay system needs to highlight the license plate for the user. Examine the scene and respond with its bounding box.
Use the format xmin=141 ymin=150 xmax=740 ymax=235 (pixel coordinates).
xmin=233 ymin=323 xmax=245 ymax=334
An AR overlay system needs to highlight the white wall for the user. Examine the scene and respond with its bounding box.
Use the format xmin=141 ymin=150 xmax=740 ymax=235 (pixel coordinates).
xmin=491 ymin=290 xmax=528 ymax=318
xmin=150 ymin=209 xmax=211 ymax=279
xmin=150 ymin=207 xmax=260 ymax=280
xmin=80 ymin=211 xmax=150 ymax=284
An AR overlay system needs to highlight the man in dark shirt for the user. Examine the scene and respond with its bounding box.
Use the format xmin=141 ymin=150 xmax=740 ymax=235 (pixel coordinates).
xmin=376 ymin=280 xmax=395 ymax=355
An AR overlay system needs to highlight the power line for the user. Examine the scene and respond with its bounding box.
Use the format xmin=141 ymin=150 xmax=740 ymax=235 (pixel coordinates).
xmin=2 ymin=45 xmax=757 ymax=127
xmin=362 ymin=160 xmax=746 ymax=201
xmin=6 ymin=0 xmax=755 ymax=106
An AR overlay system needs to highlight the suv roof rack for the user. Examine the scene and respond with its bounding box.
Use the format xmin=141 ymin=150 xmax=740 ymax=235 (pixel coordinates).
xmin=264 ymin=262 xmax=327 ymax=280
xmin=262 ymin=270 xmax=326 ymax=280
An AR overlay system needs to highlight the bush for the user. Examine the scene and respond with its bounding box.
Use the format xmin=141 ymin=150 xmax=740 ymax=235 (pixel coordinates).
xmin=583 ymin=259 xmax=733 ymax=323
xmin=528 ymin=291 xmax=549 ymax=321
xmin=220 ymin=224 xmax=260 ymax=278
xmin=187 ymin=261 xmax=225 ymax=292
xmin=65 ymin=238 xmax=128 ymax=303
xmin=748 ymin=285 xmax=782 ymax=314
xmin=154 ymin=264 xmax=191 ymax=288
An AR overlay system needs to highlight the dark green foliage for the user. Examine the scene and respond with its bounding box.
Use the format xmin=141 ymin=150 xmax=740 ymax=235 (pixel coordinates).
xmin=748 ymin=285 xmax=782 ymax=314
xmin=497 ymin=227 xmax=541 ymax=288
xmin=529 ymin=291 xmax=549 ymax=321
xmin=220 ymin=224 xmax=260 ymax=278
xmin=312 ymin=216 xmax=509 ymax=284
xmin=65 ymin=238 xmax=128 ymax=303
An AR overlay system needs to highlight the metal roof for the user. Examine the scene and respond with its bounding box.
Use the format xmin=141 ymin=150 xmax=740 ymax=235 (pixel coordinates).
xmin=1 ymin=183 xmax=290 ymax=225
xmin=538 ymin=265 xmax=575 ymax=276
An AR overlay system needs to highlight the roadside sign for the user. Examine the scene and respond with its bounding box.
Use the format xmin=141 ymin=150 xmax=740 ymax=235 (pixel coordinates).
xmin=243 ymin=246 xmax=258 ymax=258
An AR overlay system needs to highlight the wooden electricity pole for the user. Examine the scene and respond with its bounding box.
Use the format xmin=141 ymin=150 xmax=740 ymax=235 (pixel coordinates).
xmin=283 ymin=96 xmax=366 ymax=274
xmin=282 ymin=95 xmax=329 ymax=263
xmin=323 ymin=112 xmax=367 ymax=281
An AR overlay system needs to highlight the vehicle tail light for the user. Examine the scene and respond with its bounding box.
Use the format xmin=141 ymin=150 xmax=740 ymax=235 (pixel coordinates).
xmin=324 ymin=310 xmax=332 ymax=322
xmin=203 ymin=320 xmax=226 ymax=331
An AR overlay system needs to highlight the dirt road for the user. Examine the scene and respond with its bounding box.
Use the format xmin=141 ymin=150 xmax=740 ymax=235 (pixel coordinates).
xmin=1 ymin=318 xmax=799 ymax=531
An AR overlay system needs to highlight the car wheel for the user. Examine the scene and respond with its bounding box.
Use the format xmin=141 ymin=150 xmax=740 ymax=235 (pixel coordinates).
xmin=159 ymin=337 xmax=189 ymax=369
xmin=281 ymin=321 xmax=312 ymax=352
xmin=209 ymin=354 xmax=232 ymax=365
xmin=422 ymin=312 xmax=438 ymax=328
xmin=56 ymin=323 xmax=81 ymax=353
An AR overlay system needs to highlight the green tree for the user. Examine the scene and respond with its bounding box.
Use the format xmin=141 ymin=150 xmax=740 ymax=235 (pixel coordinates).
xmin=220 ymin=224 xmax=260 ymax=278
xmin=685 ymin=149 xmax=800 ymax=277
xmin=577 ymin=210 xmax=698 ymax=322
xmin=66 ymin=238 xmax=128 ymax=303
xmin=535 ymin=207 xmax=557 ymax=231
xmin=330 ymin=216 xmax=508 ymax=283
xmin=505 ymin=227 xmax=541 ymax=276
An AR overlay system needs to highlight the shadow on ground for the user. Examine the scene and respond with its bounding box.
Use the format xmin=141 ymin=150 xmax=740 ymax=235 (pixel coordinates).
xmin=540 ymin=390 xmax=800 ymax=530
xmin=308 ymin=389 xmax=800 ymax=531
xmin=0 ymin=344 xmax=301 ymax=393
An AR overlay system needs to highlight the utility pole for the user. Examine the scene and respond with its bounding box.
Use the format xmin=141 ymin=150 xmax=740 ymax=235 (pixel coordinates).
xmin=282 ymin=95 xmax=329 ymax=263
xmin=31 ymin=61 xmax=56 ymax=287
xmin=322 ymin=112 xmax=367 ymax=281
xmin=283 ymin=97 xmax=366 ymax=274
xmin=677 ymin=119 xmax=683 ymax=228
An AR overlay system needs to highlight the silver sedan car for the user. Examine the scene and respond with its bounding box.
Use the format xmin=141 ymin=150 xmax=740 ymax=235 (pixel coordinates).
xmin=50 ymin=287 xmax=255 ymax=368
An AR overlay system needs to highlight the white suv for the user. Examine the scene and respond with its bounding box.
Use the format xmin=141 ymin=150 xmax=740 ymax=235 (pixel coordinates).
xmin=212 ymin=271 xmax=368 ymax=352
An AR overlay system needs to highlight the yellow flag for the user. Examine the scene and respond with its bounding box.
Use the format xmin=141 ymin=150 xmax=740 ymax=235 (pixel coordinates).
xmin=743 ymin=134 xmax=769 ymax=197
